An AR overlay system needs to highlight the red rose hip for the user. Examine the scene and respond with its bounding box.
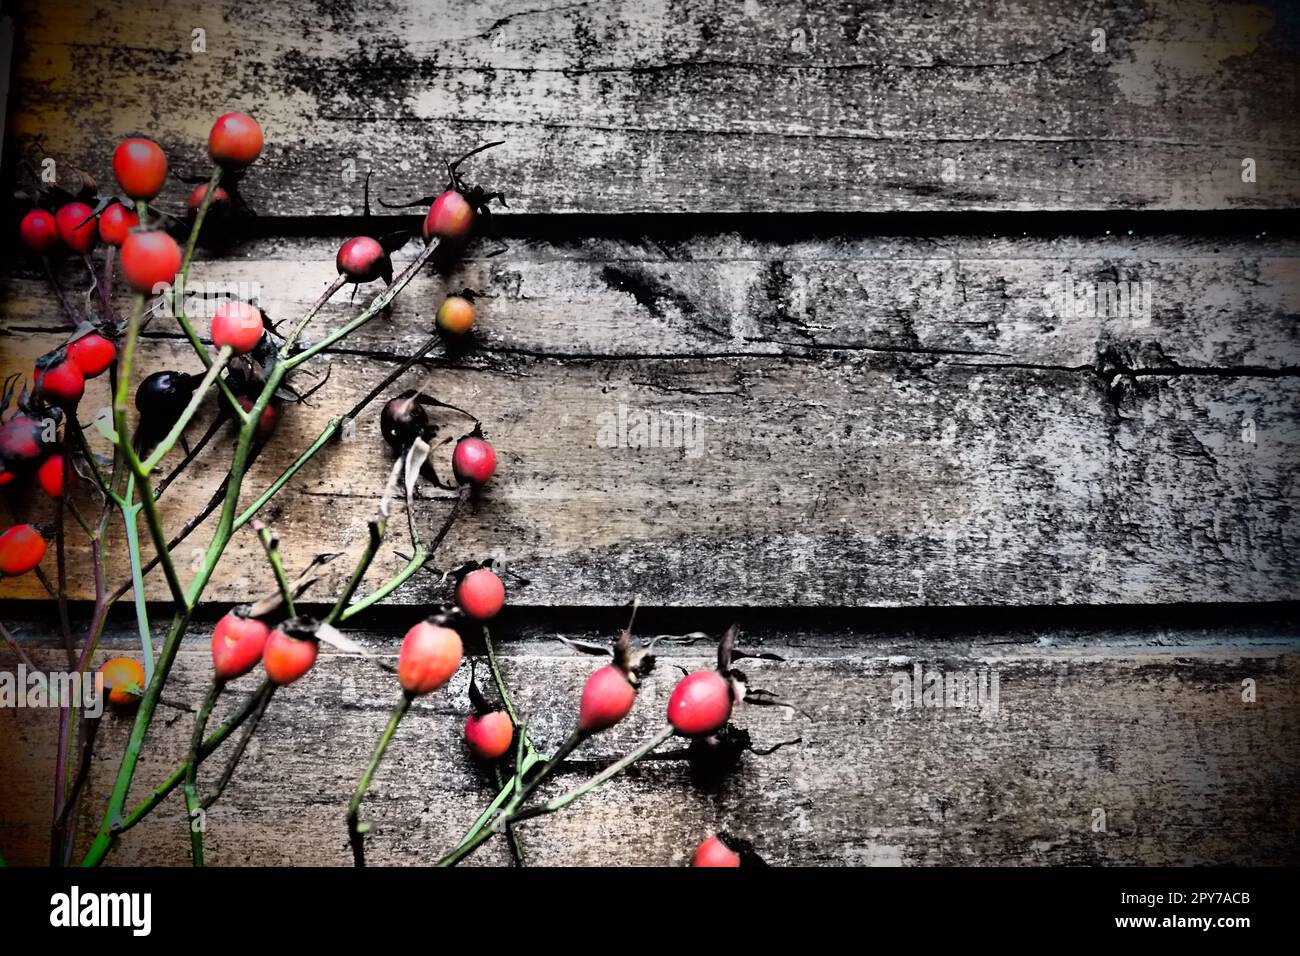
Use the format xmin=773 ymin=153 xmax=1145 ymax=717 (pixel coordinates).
xmin=465 ymin=710 xmax=514 ymax=760
xmin=112 ymin=138 xmax=168 ymax=201
xmin=452 ymin=437 xmax=496 ymax=486
xmin=457 ymin=568 xmax=505 ymax=620
xmin=0 ymin=525 xmax=47 ymax=576
xmin=398 ymin=621 xmax=462 ymax=696
xmin=692 ymin=835 xmax=741 ymax=867
xmin=20 ymin=209 xmax=59 ymax=253
xmin=187 ymin=183 xmax=230 ymax=213
xmin=667 ymin=670 xmax=732 ymax=737
xmin=578 ymin=664 xmax=637 ymax=734
xmin=211 ymin=301 xmax=265 ymax=354
xmin=67 ymin=332 xmax=117 ymax=377
xmin=422 ymin=190 xmax=474 ymax=243
xmin=55 ymin=203 xmax=97 ymax=254
xmin=33 ymin=356 xmax=85 ymax=407
xmin=36 ymin=455 xmax=63 ymax=498
xmin=120 ymin=231 xmax=181 ymax=293
xmin=263 ymin=626 xmax=319 ymax=685
xmin=97 ymin=203 xmax=138 ymax=246
xmin=211 ymin=611 xmax=272 ymax=682
xmin=236 ymin=396 xmax=280 ymax=441
xmin=209 ymin=113 xmax=263 ymax=168
xmin=336 ymin=236 xmax=388 ymax=284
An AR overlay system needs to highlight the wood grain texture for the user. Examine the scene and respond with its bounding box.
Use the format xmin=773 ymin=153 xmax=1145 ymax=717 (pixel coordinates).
xmin=2 ymin=231 xmax=1298 ymax=607
xmin=1 ymin=617 xmax=1297 ymax=866
xmin=7 ymin=0 xmax=1300 ymax=214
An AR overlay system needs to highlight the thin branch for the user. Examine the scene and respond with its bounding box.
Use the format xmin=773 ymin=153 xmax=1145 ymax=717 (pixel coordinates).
xmin=183 ymin=680 xmax=222 ymax=866
xmin=201 ymin=683 xmax=275 ymax=810
xmin=255 ymin=522 xmax=297 ymax=617
xmin=347 ymin=692 xmax=413 ymax=867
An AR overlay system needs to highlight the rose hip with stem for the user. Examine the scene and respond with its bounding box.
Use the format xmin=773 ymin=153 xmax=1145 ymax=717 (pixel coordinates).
xmin=667 ymin=669 xmax=733 ymax=738
xmin=466 ymin=710 xmax=514 ymax=761
xmin=336 ymin=236 xmax=391 ymax=285
xmin=398 ymin=620 xmax=463 ymax=695
xmin=33 ymin=352 xmax=85 ymax=408
xmin=579 ymin=665 xmax=637 ymax=734
xmin=262 ymin=620 xmax=320 ymax=686
xmin=349 ymin=617 xmax=464 ymax=866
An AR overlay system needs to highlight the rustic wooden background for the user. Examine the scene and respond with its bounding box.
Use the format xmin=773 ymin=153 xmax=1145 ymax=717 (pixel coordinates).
xmin=1 ymin=0 xmax=1298 ymax=865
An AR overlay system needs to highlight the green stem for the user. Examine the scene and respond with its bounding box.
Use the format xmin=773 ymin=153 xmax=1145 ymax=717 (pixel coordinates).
xmin=69 ymin=417 xmax=122 ymax=506
xmin=347 ymin=692 xmax=412 ymax=867
xmin=234 ymin=420 xmax=338 ymax=530
xmin=284 ymin=240 xmax=442 ymax=371
xmin=125 ymin=465 xmax=186 ymax=609
xmin=328 ymin=516 xmax=385 ymax=624
xmin=455 ymin=772 xmax=519 ymax=850
xmin=481 ymin=626 xmax=541 ymax=767
xmin=167 ymin=168 xmax=244 ymax=418
xmin=183 ymin=680 xmax=222 ymax=866
xmin=482 ymin=627 xmax=520 ymax=727
xmin=335 ymin=480 xmax=469 ymax=622
xmin=202 ymin=683 xmax=275 ymax=810
xmin=493 ymin=765 xmax=526 ymax=866
xmin=440 ymin=730 xmax=581 ymax=866
xmin=510 ymin=725 xmax=676 ymax=823
xmin=68 ymin=499 xmax=96 ymax=538
xmin=234 ymin=331 xmax=444 ymax=531
xmin=80 ymin=679 xmax=271 ymax=865
xmin=120 ymin=476 xmax=154 ymax=681
xmin=256 ymin=524 xmax=297 ymax=616
xmin=84 ymin=229 xmax=443 ymax=868
xmin=337 ymin=546 xmax=429 ymax=622
xmin=283 ymin=274 xmax=347 ymax=349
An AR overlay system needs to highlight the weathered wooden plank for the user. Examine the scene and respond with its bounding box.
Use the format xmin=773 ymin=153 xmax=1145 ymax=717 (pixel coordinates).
xmin=2 ymin=233 xmax=1298 ymax=606
xmin=1 ymin=337 xmax=1297 ymax=607
xmin=9 ymin=0 xmax=1299 ymax=214
xmin=1 ymin=619 xmax=1297 ymax=866
xmin=7 ymin=231 xmax=1300 ymax=368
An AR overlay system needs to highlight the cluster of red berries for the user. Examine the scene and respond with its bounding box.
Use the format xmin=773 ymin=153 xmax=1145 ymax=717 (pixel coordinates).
xmin=19 ymin=115 xmax=262 ymax=297
xmin=4 ymin=114 xmax=269 ymax=585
